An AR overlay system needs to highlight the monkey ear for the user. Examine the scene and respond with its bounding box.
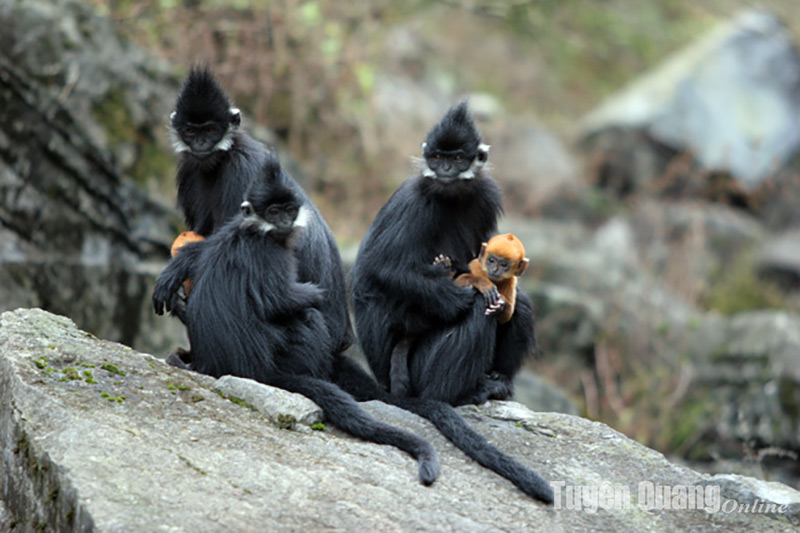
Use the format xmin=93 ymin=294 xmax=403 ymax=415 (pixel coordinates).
xmin=516 ymin=258 xmax=529 ymax=276
xmin=230 ymin=108 xmax=241 ymax=127
xmin=240 ymin=200 xmax=254 ymax=218
xmin=478 ymin=242 xmax=488 ymax=260
xmin=477 ymin=143 xmax=490 ymax=163
xmin=421 ymin=142 xmax=428 ymax=153
xmin=169 ymin=111 xmax=177 ymax=123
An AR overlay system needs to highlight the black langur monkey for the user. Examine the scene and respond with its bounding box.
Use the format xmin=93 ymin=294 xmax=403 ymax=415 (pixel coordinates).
xmin=153 ymin=156 xmax=439 ymax=486
xmin=351 ymin=101 xmax=536 ymax=404
xmin=349 ymin=102 xmax=552 ymax=503
xmin=166 ymin=66 xmax=352 ymax=354
xmin=168 ymin=76 xmax=550 ymax=502
xmin=152 ymin=156 xmax=550 ymax=500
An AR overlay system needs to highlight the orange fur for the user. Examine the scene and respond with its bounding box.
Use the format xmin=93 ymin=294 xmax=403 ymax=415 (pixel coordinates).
xmin=454 ymin=233 xmax=528 ymax=324
xmin=170 ymin=231 xmax=205 ymax=295
xmin=171 ymin=231 xmax=205 ymax=257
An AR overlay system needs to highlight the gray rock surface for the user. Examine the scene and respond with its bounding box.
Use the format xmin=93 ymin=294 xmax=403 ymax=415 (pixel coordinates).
xmin=0 ymin=0 xmax=186 ymax=356
xmin=705 ymin=474 xmax=800 ymax=522
xmin=580 ymin=10 xmax=800 ymax=189
xmin=213 ymin=375 xmax=324 ymax=427
xmin=2 ymin=308 xmax=797 ymax=531
xmin=504 ymin=216 xmax=800 ymax=477
xmin=628 ymin=200 xmax=765 ymax=302
xmin=757 ymin=229 xmax=800 ymax=289
xmin=689 ymin=311 xmax=800 ymax=455
xmin=487 ymin=117 xmax=582 ymax=216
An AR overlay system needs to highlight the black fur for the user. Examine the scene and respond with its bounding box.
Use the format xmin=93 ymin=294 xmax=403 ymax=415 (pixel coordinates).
xmin=168 ymin=66 xmax=352 ymax=353
xmin=350 ymin=102 xmax=551 ymax=502
xmin=173 ymin=67 xmax=234 ymax=127
xmin=153 ymin=157 xmax=439 ymax=486
xmin=422 ymin=100 xmax=480 ymax=159
xmin=332 ymin=356 xmax=553 ymax=503
xmin=352 ymin=101 xmax=537 ymax=403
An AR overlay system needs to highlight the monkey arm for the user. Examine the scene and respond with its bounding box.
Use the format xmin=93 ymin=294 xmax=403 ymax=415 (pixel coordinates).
xmin=153 ymin=242 xmax=204 ymax=316
xmin=497 ymin=304 xmax=514 ymax=324
xmin=370 ymin=262 xmax=475 ymax=324
xmin=250 ymin=281 xmax=326 ymax=323
xmin=454 ymin=260 xmax=505 ymax=315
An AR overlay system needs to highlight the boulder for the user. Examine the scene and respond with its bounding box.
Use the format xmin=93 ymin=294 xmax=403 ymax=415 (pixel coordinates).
xmin=213 ymin=375 xmax=324 ymax=427
xmin=687 ymin=311 xmax=800 ymax=457
xmin=487 ymin=117 xmax=582 ymax=216
xmin=579 ymin=10 xmax=800 ymax=203
xmin=0 ymin=0 xmax=186 ymax=356
xmin=1 ymin=308 xmax=796 ymax=530
xmin=503 ymin=216 xmax=799 ymax=486
xmin=756 ymin=229 xmax=800 ymax=290
xmin=628 ymin=199 xmax=765 ymax=304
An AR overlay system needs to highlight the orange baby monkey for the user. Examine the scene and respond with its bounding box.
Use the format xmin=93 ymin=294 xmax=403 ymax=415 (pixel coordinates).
xmin=451 ymin=233 xmax=529 ymax=324
xmin=170 ymin=231 xmax=205 ymax=295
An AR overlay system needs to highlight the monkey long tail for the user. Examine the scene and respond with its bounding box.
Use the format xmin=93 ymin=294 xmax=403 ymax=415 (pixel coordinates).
xmin=332 ymin=357 xmax=554 ymax=504
xmin=266 ymin=372 xmax=439 ymax=486
xmin=399 ymin=398 xmax=554 ymax=503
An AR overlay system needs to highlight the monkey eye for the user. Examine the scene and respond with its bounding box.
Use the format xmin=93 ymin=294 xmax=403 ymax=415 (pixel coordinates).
xmin=185 ymin=126 xmax=197 ymax=136
xmin=454 ymin=154 xmax=462 ymax=162
xmin=267 ymin=206 xmax=280 ymax=217
xmin=501 ymin=261 xmax=509 ymax=269
xmin=488 ymin=257 xmax=495 ymax=264
xmin=434 ymin=154 xmax=442 ymax=161
xmin=286 ymin=205 xmax=299 ymax=218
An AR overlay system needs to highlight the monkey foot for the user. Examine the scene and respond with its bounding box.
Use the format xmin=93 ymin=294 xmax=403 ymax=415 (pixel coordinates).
xmin=485 ymin=372 xmax=514 ymax=400
xmin=165 ymin=347 xmax=191 ymax=370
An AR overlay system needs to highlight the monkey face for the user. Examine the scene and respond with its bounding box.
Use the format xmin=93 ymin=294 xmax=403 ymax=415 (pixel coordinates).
xmin=484 ymin=253 xmax=512 ymax=282
xmin=176 ymin=121 xmax=228 ymax=156
xmin=426 ymin=151 xmax=473 ymax=179
xmin=241 ymin=200 xmax=302 ymax=242
xmin=265 ymin=203 xmax=300 ymax=230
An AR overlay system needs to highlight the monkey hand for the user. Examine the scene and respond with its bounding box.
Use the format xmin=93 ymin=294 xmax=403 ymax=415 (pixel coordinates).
xmin=483 ymin=287 xmax=505 ymax=316
xmin=432 ymin=254 xmax=455 ymax=277
xmin=153 ymin=279 xmax=181 ymax=315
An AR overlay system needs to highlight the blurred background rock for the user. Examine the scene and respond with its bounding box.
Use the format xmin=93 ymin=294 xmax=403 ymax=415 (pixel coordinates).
xmin=1 ymin=0 xmax=798 ymax=490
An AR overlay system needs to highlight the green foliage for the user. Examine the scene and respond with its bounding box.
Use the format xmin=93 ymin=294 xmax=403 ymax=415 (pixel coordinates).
xmin=93 ymin=89 xmax=135 ymax=146
xmin=276 ymin=414 xmax=297 ymax=430
xmin=226 ymin=395 xmax=254 ymax=409
xmin=300 ymin=2 xmax=323 ymax=26
xmin=58 ymin=367 xmax=81 ymax=382
xmin=703 ymin=254 xmax=786 ymax=315
xmin=100 ymin=392 xmax=126 ymax=403
xmin=100 ymin=0 xmax=786 ymax=236
xmin=101 ymin=363 xmax=127 ymax=376
xmin=666 ymin=394 xmax=715 ymax=456
xmin=130 ymin=136 xmax=175 ymax=191
xmin=498 ymin=1 xmax=710 ymax=110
